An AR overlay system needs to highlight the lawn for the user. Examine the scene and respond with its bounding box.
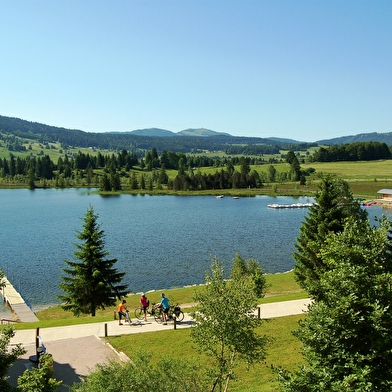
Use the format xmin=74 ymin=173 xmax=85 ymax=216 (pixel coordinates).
xmin=106 ymin=314 xmax=305 ymax=392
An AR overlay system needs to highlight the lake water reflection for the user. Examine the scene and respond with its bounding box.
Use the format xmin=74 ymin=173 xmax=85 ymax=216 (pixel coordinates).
xmin=0 ymin=189 xmax=388 ymax=313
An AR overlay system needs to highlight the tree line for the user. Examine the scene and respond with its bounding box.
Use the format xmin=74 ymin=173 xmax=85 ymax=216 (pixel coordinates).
xmin=310 ymin=141 xmax=391 ymax=162
xmin=1 ymin=141 xmax=391 ymax=191
xmin=166 ymin=154 xmax=313 ymax=191
xmin=0 ymin=147 xmax=307 ymax=191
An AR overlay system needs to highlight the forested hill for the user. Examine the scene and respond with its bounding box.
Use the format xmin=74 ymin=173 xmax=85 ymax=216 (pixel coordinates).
xmin=318 ymin=132 xmax=392 ymax=146
xmin=1 ymin=115 xmax=391 ymax=153
xmin=0 ymin=115 xmax=315 ymax=154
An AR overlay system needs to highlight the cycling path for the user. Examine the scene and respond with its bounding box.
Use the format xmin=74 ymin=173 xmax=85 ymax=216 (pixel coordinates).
xmin=9 ymin=298 xmax=312 ymax=345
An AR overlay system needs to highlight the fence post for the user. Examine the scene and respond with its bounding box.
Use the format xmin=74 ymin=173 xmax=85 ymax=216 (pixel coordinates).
xmin=105 ymin=323 xmax=108 ymax=337
xmin=173 ymin=317 xmax=177 ymax=330
xmin=257 ymin=307 xmax=261 ymax=319
xmin=36 ymin=327 xmax=40 ymax=351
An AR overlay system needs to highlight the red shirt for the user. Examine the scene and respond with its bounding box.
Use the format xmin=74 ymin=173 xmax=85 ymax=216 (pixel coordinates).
xmin=140 ymin=296 xmax=149 ymax=307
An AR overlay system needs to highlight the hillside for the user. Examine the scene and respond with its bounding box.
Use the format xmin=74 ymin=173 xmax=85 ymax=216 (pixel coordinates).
xmin=1 ymin=114 xmax=391 ymax=154
xmin=0 ymin=115 xmax=314 ymax=154
xmin=177 ymin=128 xmax=231 ymax=137
xmin=129 ymin=128 xmax=175 ymax=137
xmin=317 ymin=132 xmax=392 ymax=145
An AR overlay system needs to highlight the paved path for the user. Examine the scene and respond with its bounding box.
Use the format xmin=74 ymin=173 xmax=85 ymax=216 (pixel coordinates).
xmin=7 ymin=298 xmax=312 ymax=391
xmin=259 ymin=298 xmax=312 ymax=318
xmin=9 ymin=298 xmax=312 ymax=346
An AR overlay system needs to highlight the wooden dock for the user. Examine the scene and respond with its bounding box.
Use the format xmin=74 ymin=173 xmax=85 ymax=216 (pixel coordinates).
xmin=1 ymin=276 xmax=39 ymax=322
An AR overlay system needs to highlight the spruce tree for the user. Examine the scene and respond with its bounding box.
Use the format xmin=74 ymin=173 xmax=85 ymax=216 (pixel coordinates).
xmin=59 ymin=205 xmax=128 ymax=316
xmin=293 ymin=175 xmax=367 ymax=299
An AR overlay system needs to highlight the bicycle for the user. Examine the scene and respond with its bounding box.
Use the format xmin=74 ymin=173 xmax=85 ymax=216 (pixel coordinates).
xmin=124 ymin=310 xmax=132 ymax=325
xmin=134 ymin=303 xmax=157 ymax=320
xmin=154 ymin=304 xmax=184 ymax=323
xmin=119 ymin=309 xmax=137 ymax=326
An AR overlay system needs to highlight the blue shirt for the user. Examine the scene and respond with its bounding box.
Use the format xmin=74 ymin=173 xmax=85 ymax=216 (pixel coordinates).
xmin=160 ymin=297 xmax=169 ymax=309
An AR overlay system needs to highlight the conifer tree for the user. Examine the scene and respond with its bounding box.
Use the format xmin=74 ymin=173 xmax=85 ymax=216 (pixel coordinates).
xmin=99 ymin=173 xmax=111 ymax=191
xmin=59 ymin=205 xmax=128 ymax=316
xmin=294 ymin=174 xmax=367 ymax=299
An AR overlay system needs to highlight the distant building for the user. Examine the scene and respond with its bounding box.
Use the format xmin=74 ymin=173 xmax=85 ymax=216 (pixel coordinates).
xmin=377 ymin=189 xmax=392 ymax=200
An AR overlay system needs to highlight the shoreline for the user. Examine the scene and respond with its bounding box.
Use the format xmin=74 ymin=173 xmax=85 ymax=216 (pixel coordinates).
xmin=19 ymin=270 xmax=297 ymax=314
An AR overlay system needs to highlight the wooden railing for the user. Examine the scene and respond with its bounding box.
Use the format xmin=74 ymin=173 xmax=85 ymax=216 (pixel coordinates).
xmin=1 ymin=318 xmax=18 ymax=324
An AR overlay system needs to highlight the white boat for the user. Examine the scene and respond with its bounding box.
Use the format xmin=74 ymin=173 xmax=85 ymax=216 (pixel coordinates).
xmin=216 ymin=195 xmax=224 ymax=199
xmin=267 ymin=203 xmax=313 ymax=209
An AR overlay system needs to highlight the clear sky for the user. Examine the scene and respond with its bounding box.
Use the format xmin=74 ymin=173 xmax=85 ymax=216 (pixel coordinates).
xmin=1 ymin=1 xmax=391 ymax=142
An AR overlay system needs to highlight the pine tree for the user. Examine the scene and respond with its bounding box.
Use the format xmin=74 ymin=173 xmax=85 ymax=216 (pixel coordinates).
xmin=293 ymin=174 xmax=367 ymax=299
xmin=58 ymin=206 xmax=128 ymax=316
xmin=99 ymin=173 xmax=111 ymax=191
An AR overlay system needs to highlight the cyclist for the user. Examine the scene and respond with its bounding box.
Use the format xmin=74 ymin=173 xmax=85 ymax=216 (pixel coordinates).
xmin=140 ymin=293 xmax=149 ymax=321
xmin=117 ymin=299 xmax=127 ymax=325
xmin=158 ymin=293 xmax=170 ymax=325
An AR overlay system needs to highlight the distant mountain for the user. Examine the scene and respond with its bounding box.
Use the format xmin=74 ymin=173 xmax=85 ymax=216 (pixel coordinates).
xmin=266 ymin=137 xmax=306 ymax=144
xmin=126 ymin=127 xmax=231 ymax=137
xmin=317 ymin=132 xmax=392 ymax=145
xmin=1 ymin=114 xmax=392 ymax=155
xmin=130 ymin=128 xmax=175 ymax=137
xmin=177 ymin=128 xmax=231 ymax=137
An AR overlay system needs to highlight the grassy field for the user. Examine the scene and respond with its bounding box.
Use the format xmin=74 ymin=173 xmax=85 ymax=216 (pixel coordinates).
xmin=0 ymin=135 xmax=114 ymax=161
xmin=10 ymin=272 xmax=306 ymax=391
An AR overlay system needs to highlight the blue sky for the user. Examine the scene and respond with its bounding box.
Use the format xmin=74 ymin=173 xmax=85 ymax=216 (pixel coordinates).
xmin=1 ymin=1 xmax=391 ymax=142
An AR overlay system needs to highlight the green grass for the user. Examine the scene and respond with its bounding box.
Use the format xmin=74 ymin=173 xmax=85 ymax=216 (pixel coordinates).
xmin=106 ymin=314 xmax=305 ymax=391
xmin=0 ymin=135 xmax=115 ymax=161
xmin=302 ymin=160 xmax=392 ymax=181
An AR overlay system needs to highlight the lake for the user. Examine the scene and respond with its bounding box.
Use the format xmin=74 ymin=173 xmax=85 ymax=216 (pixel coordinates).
xmin=0 ymin=189 xmax=388 ymax=317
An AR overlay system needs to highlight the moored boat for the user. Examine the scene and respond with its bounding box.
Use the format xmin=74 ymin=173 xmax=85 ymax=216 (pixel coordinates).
xmin=268 ymin=203 xmax=313 ymax=209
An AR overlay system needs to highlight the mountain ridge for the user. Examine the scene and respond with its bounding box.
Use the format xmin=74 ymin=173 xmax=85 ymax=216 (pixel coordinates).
xmin=0 ymin=115 xmax=391 ymax=149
